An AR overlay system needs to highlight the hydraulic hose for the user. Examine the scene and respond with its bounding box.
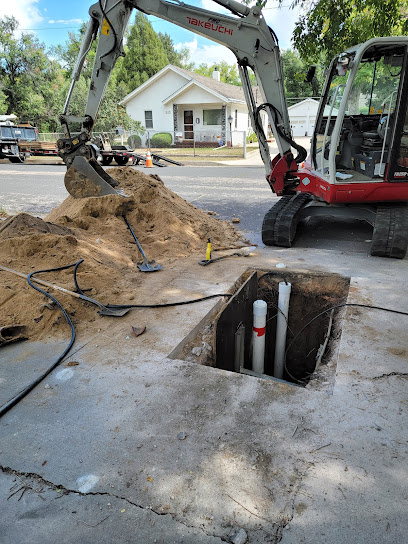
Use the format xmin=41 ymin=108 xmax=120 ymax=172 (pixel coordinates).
xmin=256 ymin=102 xmax=308 ymax=164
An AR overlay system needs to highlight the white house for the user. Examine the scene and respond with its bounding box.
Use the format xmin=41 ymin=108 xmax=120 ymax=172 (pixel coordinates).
xmin=119 ymin=64 xmax=267 ymax=147
xmin=287 ymin=98 xmax=320 ymax=137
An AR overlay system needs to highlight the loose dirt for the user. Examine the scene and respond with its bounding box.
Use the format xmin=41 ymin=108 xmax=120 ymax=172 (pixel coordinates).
xmin=0 ymin=167 xmax=245 ymax=342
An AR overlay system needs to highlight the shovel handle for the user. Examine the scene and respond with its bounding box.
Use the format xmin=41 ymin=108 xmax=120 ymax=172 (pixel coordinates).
xmin=0 ymin=265 xmax=103 ymax=309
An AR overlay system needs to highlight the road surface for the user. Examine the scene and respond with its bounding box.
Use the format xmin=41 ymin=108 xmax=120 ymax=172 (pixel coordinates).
xmin=0 ymin=161 xmax=373 ymax=253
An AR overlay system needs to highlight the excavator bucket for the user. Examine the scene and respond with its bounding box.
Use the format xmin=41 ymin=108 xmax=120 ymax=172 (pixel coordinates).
xmin=64 ymin=156 xmax=120 ymax=198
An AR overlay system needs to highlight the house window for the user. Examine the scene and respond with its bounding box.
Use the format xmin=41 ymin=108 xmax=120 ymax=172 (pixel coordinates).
xmin=203 ymin=109 xmax=222 ymax=125
xmin=235 ymin=109 xmax=238 ymax=129
xmin=144 ymin=110 xmax=153 ymax=129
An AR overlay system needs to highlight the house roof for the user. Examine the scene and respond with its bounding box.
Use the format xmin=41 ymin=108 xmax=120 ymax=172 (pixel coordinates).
xmin=287 ymin=98 xmax=319 ymax=110
xmin=119 ymin=64 xmax=257 ymax=106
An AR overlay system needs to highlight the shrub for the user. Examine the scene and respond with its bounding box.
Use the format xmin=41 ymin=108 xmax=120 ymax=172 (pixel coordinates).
xmin=128 ymin=134 xmax=142 ymax=149
xmin=151 ymin=132 xmax=172 ymax=148
xmin=246 ymin=129 xmax=258 ymax=143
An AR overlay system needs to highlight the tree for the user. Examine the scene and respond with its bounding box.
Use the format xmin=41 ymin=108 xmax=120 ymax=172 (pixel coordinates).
xmin=53 ymin=22 xmax=141 ymax=133
xmin=0 ymin=89 xmax=6 ymax=114
xmin=291 ymin=0 xmax=408 ymax=62
xmin=193 ymin=61 xmax=242 ymax=85
xmin=52 ymin=23 xmax=93 ymax=79
xmin=0 ymin=16 xmax=64 ymax=129
xmin=281 ymin=49 xmax=323 ymax=100
xmin=116 ymin=12 xmax=169 ymax=93
xmin=158 ymin=32 xmax=191 ymax=68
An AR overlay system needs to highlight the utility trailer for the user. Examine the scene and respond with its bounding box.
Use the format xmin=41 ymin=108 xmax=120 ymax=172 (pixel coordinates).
xmin=93 ymin=134 xmax=183 ymax=167
xmin=99 ymin=144 xmax=136 ymax=166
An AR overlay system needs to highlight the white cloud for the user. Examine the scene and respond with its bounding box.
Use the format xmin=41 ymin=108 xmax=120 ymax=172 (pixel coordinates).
xmin=176 ymin=37 xmax=236 ymax=66
xmin=262 ymin=4 xmax=302 ymax=49
xmin=0 ymin=0 xmax=43 ymax=30
xmin=200 ymin=1 xmax=230 ymax=16
xmin=48 ymin=19 xmax=83 ymax=25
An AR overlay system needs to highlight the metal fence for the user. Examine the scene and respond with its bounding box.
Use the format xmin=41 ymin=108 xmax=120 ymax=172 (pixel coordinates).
xmin=38 ymin=129 xmax=251 ymax=159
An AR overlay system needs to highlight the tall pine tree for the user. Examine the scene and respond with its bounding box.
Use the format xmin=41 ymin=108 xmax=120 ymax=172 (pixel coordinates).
xmin=117 ymin=13 xmax=169 ymax=93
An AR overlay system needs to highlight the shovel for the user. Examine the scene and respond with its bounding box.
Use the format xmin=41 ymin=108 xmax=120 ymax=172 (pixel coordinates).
xmin=198 ymin=246 xmax=256 ymax=266
xmin=123 ymin=216 xmax=162 ymax=272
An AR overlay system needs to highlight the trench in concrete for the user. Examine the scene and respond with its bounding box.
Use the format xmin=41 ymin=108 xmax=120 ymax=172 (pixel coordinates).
xmin=169 ymin=269 xmax=350 ymax=387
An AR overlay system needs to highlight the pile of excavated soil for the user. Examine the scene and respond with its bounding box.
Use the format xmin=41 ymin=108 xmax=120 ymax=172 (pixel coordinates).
xmin=47 ymin=168 xmax=242 ymax=257
xmin=0 ymin=168 xmax=245 ymax=342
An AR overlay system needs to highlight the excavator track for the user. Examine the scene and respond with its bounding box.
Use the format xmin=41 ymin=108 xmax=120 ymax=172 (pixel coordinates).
xmin=370 ymin=205 xmax=408 ymax=259
xmin=262 ymin=193 xmax=310 ymax=247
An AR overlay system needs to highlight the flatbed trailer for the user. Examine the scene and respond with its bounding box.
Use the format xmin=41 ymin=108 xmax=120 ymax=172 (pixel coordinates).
xmin=18 ymin=140 xmax=59 ymax=157
xmin=99 ymin=146 xmax=183 ymax=167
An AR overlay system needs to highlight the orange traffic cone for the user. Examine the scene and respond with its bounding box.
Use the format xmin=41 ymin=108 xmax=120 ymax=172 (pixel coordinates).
xmin=145 ymin=149 xmax=154 ymax=168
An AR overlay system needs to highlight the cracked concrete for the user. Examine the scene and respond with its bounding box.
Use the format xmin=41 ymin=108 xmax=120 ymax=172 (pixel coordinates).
xmin=1 ymin=467 xmax=226 ymax=543
xmin=1 ymin=247 xmax=407 ymax=543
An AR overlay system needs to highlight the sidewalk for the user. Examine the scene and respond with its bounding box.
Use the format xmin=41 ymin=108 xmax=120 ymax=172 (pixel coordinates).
xmin=215 ymin=136 xmax=311 ymax=167
xmin=1 ymin=243 xmax=407 ymax=544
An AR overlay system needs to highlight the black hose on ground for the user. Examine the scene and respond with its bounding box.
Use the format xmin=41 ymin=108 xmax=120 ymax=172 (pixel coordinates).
xmin=0 ymin=263 xmax=77 ymax=419
xmin=71 ymin=261 xmax=232 ymax=309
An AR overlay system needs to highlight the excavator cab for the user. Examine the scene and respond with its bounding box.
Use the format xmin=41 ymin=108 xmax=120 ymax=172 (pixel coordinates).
xmin=311 ymin=38 xmax=408 ymax=187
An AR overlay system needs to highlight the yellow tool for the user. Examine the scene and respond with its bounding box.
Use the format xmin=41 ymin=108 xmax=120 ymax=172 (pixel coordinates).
xmin=206 ymin=238 xmax=212 ymax=261
xmin=198 ymin=246 xmax=256 ymax=266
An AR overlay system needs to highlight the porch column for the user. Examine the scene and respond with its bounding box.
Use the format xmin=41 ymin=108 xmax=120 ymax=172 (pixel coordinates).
xmin=173 ymin=104 xmax=178 ymax=130
xmin=221 ymin=105 xmax=226 ymax=142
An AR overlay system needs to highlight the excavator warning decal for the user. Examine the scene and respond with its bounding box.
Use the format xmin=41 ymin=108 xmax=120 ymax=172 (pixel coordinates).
xmin=102 ymin=19 xmax=110 ymax=36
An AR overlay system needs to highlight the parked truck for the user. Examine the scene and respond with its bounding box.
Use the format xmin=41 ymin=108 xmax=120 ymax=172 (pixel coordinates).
xmin=0 ymin=122 xmax=30 ymax=163
xmin=0 ymin=120 xmax=58 ymax=162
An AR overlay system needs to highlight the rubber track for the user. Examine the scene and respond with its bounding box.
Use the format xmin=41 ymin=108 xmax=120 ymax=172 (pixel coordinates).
xmin=262 ymin=195 xmax=294 ymax=246
xmin=274 ymin=193 xmax=311 ymax=247
xmin=262 ymin=193 xmax=310 ymax=247
xmin=370 ymin=205 xmax=408 ymax=259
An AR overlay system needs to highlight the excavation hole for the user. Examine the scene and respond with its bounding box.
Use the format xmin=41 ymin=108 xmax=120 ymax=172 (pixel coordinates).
xmin=169 ymin=269 xmax=350 ymax=388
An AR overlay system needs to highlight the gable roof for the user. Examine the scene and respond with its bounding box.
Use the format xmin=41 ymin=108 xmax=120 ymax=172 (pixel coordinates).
xmin=162 ymin=78 xmax=239 ymax=105
xmin=119 ymin=64 xmax=254 ymax=106
xmin=287 ymin=98 xmax=319 ymax=110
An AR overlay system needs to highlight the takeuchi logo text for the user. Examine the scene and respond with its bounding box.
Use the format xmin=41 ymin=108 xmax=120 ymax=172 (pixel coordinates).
xmin=187 ymin=17 xmax=233 ymax=35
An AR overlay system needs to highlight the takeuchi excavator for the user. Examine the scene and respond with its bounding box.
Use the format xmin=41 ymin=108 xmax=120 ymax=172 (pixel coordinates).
xmin=58 ymin=0 xmax=408 ymax=258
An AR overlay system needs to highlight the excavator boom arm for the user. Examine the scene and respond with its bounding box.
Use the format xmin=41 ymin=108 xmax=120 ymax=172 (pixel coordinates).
xmin=59 ymin=0 xmax=302 ymax=181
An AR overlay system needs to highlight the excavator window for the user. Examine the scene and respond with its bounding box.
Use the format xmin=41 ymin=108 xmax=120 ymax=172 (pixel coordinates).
xmin=313 ymin=44 xmax=407 ymax=181
xmin=313 ymin=64 xmax=348 ymax=175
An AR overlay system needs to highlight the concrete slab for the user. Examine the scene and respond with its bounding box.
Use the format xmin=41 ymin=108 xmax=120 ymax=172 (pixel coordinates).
xmin=0 ymin=246 xmax=407 ymax=543
xmin=0 ymin=341 xmax=68 ymax=409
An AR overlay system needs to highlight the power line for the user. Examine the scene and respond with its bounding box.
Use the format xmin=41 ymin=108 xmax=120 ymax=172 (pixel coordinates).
xmin=19 ymin=26 xmax=82 ymax=31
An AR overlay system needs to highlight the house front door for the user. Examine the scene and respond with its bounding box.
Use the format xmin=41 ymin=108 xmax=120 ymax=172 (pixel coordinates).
xmin=184 ymin=110 xmax=194 ymax=140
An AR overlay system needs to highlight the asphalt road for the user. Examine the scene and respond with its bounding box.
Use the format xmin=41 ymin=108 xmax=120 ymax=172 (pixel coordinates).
xmin=0 ymin=161 xmax=373 ymax=253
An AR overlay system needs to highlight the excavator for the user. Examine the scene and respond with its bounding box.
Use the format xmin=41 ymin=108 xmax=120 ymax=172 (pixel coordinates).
xmin=58 ymin=0 xmax=408 ymax=258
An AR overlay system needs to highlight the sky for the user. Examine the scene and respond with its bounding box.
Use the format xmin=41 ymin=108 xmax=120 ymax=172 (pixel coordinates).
xmin=0 ymin=0 xmax=303 ymax=64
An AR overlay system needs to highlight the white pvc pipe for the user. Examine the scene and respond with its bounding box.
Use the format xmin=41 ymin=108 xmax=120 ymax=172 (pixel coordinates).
xmin=274 ymin=282 xmax=292 ymax=379
xmin=252 ymin=300 xmax=267 ymax=374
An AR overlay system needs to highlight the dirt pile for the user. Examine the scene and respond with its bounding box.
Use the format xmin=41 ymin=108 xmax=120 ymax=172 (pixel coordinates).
xmin=0 ymin=168 xmax=244 ymax=341
xmin=47 ymin=167 xmax=242 ymax=257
